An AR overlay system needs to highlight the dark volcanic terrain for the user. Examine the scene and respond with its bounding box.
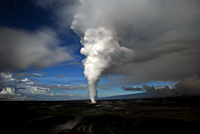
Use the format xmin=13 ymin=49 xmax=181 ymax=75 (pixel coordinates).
xmin=1 ymin=96 xmax=200 ymax=134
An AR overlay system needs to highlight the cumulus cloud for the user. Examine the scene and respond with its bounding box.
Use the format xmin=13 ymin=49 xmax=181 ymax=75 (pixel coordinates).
xmin=0 ymin=72 xmax=87 ymax=100
xmin=0 ymin=87 xmax=32 ymax=101
xmin=17 ymin=87 xmax=50 ymax=96
xmin=0 ymin=27 xmax=73 ymax=72
xmin=16 ymin=85 xmax=86 ymax=100
xmin=16 ymin=86 xmax=86 ymax=100
xmin=0 ymin=72 xmax=17 ymax=88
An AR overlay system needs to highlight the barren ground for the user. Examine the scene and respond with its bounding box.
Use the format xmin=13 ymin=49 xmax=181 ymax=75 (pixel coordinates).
xmin=1 ymin=96 xmax=200 ymax=134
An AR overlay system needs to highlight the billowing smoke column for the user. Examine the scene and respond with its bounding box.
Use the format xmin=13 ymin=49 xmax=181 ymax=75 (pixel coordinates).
xmin=81 ymin=27 xmax=113 ymax=103
xmin=69 ymin=0 xmax=138 ymax=103
xmin=71 ymin=25 xmax=133 ymax=103
xmin=78 ymin=27 xmax=133 ymax=103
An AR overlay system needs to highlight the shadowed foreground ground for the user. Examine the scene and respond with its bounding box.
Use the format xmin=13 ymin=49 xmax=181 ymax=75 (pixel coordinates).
xmin=1 ymin=96 xmax=200 ymax=134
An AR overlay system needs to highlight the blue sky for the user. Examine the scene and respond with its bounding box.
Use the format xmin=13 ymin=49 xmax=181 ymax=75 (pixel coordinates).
xmin=0 ymin=0 xmax=87 ymax=100
xmin=0 ymin=0 xmax=200 ymax=101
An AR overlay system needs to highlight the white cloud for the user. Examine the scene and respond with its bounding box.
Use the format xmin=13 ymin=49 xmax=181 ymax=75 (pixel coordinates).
xmin=0 ymin=72 xmax=13 ymax=79
xmin=32 ymin=73 xmax=44 ymax=77
xmin=21 ymin=78 xmax=29 ymax=82
xmin=17 ymin=87 xmax=50 ymax=95
xmin=0 ymin=72 xmax=87 ymax=100
xmin=0 ymin=27 xmax=74 ymax=71
xmin=0 ymin=87 xmax=15 ymax=94
xmin=31 ymin=84 xmax=87 ymax=90
xmin=0 ymin=87 xmax=32 ymax=101
xmin=15 ymin=72 xmax=44 ymax=77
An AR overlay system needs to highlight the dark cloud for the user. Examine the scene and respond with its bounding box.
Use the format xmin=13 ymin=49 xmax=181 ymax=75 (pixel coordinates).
xmin=15 ymin=72 xmax=43 ymax=77
xmin=122 ymin=74 xmax=200 ymax=97
xmin=0 ymin=72 xmax=18 ymax=88
xmin=0 ymin=27 xmax=74 ymax=72
xmin=122 ymin=86 xmax=142 ymax=92
xmin=175 ymin=74 xmax=200 ymax=95
xmin=55 ymin=74 xmax=65 ymax=78
xmin=122 ymin=84 xmax=174 ymax=97
xmin=143 ymin=84 xmax=175 ymax=97
xmin=67 ymin=62 xmax=81 ymax=65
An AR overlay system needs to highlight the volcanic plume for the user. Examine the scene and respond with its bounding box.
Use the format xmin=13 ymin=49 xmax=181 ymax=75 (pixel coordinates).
xmin=77 ymin=27 xmax=134 ymax=103
xmin=71 ymin=0 xmax=200 ymax=102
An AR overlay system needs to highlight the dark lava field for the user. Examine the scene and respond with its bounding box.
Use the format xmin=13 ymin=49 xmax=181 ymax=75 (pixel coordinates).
xmin=1 ymin=96 xmax=200 ymax=134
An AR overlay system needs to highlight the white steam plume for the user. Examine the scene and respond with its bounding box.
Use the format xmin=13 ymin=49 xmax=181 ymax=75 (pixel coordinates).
xmin=73 ymin=27 xmax=134 ymax=103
